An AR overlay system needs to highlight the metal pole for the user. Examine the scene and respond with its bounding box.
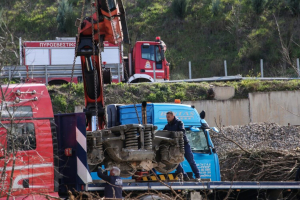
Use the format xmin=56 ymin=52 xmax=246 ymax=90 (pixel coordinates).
xmin=189 ymin=61 xmax=191 ymax=79
xmin=118 ymin=63 xmax=121 ymax=82
xmin=297 ymin=58 xmax=300 ymax=77
xmin=91 ymin=116 xmax=97 ymax=131
xmin=224 ymin=60 xmax=227 ymax=76
xmin=9 ymin=67 xmax=11 ymax=81
xmin=260 ymin=59 xmax=264 ymax=78
xmin=153 ymin=63 xmax=156 ymax=82
xmin=19 ymin=37 xmax=22 ymax=65
xmin=45 ymin=65 xmax=48 ymax=85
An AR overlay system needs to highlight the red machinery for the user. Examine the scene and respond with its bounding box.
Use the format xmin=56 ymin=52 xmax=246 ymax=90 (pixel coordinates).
xmin=76 ymin=0 xmax=129 ymax=131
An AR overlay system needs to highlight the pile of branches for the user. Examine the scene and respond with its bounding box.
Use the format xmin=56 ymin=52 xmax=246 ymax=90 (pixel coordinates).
xmin=220 ymin=150 xmax=300 ymax=181
xmin=210 ymin=122 xmax=300 ymax=181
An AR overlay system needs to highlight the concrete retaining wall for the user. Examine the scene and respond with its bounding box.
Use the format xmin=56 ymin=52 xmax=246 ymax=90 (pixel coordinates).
xmin=182 ymin=100 xmax=250 ymax=127
xmin=249 ymin=91 xmax=300 ymax=125
xmin=184 ymin=90 xmax=300 ymax=126
xmin=75 ymin=90 xmax=300 ymax=126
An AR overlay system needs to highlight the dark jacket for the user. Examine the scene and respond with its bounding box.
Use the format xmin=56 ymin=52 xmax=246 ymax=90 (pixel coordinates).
xmin=163 ymin=117 xmax=188 ymax=144
xmin=97 ymin=169 xmax=123 ymax=198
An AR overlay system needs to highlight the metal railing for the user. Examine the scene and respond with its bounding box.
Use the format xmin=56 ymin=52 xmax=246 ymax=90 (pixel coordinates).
xmin=0 ymin=63 xmax=123 ymax=84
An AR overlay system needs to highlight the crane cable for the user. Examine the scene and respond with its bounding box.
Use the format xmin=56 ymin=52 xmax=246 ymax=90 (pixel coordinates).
xmin=65 ymin=0 xmax=86 ymax=113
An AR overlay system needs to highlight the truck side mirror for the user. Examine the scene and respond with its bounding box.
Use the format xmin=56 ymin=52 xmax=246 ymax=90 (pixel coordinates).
xmin=209 ymin=146 xmax=216 ymax=154
xmin=212 ymin=148 xmax=216 ymax=153
xmin=200 ymin=110 xmax=205 ymax=119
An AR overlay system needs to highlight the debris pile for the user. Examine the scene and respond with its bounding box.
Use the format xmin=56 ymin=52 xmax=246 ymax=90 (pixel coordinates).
xmin=210 ymin=122 xmax=300 ymax=181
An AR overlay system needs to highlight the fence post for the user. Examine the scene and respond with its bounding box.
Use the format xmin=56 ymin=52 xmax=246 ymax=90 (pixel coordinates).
xmin=260 ymin=59 xmax=264 ymax=78
xmin=297 ymin=58 xmax=300 ymax=77
xmin=153 ymin=63 xmax=156 ymax=82
xmin=9 ymin=67 xmax=11 ymax=81
xmin=118 ymin=63 xmax=121 ymax=83
xmin=45 ymin=65 xmax=48 ymax=85
xmin=19 ymin=37 xmax=22 ymax=65
xmin=189 ymin=61 xmax=191 ymax=79
xmin=224 ymin=60 xmax=227 ymax=76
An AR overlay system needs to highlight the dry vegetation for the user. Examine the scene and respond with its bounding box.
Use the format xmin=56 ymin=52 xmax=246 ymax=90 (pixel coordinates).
xmin=211 ymin=122 xmax=300 ymax=181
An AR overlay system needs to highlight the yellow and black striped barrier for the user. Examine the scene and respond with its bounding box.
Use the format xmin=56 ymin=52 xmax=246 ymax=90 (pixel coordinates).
xmin=141 ymin=174 xmax=179 ymax=181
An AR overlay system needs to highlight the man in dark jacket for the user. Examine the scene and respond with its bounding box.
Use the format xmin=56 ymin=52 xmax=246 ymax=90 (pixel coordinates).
xmin=164 ymin=111 xmax=201 ymax=181
xmin=97 ymin=166 xmax=123 ymax=198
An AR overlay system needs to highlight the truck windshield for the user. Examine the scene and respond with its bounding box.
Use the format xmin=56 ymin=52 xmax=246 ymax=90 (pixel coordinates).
xmin=0 ymin=106 xmax=33 ymax=118
xmin=141 ymin=45 xmax=155 ymax=61
xmin=186 ymin=129 xmax=209 ymax=153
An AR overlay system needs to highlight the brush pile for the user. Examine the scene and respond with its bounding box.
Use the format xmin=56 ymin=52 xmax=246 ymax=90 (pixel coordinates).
xmin=210 ymin=122 xmax=300 ymax=181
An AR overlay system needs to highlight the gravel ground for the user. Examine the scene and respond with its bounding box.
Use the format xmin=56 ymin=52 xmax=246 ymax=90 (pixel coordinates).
xmin=210 ymin=123 xmax=300 ymax=181
xmin=211 ymin=122 xmax=300 ymax=154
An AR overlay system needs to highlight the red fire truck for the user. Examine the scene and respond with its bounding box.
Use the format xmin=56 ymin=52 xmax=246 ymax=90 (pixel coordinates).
xmin=1 ymin=37 xmax=170 ymax=84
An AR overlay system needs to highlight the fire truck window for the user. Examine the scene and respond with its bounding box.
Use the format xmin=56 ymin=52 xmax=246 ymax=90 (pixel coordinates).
xmin=1 ymin=106 xmax=33 ymax=118
xmin=10 ymin=123 xmax=36 ymax=151
xmin=155 ymin=46 xmax=162 ymax=69
xmin=141 ymin=45 xmax=155 ymax=61
xmin=155 ymin=46 xmax=162 ymax=62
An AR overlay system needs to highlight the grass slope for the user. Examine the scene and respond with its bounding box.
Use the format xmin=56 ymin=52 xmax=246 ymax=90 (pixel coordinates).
xmin=48 ymin=80 xmax=300 ymax=114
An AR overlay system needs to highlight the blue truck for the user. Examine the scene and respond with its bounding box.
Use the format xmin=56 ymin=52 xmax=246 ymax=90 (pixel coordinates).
xmin=105 ymin=103 xmax=221 ymax=182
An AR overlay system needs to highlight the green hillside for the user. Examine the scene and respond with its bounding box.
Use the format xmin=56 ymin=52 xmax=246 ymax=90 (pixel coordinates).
xmin=2 ymin=0 xmax=300 ymax=78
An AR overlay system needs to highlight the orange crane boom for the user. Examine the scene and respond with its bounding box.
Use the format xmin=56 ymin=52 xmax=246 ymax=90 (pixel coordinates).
xmin=76 ymin=0 xmax=129 ymax=131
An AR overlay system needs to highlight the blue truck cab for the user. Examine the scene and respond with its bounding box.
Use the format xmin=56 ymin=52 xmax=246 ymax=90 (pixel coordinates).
xmin=107 ymin=103 xmax=221 ymax=181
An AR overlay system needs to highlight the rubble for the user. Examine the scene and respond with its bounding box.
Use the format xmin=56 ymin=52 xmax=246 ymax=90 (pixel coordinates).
xmin=210 ymin=122 xmax=300 ymax=181
xmin=211 ymin=122 xmax=300 ymax=154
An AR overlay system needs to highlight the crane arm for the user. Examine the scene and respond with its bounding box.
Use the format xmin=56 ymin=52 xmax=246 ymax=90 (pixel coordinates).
xmin=76 ymin=0 xmax=129 ymax=131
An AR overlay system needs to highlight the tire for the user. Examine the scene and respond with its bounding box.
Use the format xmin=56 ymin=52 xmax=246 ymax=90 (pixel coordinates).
xmin=103 ymin=68 xmax=112 ymax=84
xmin=106 ymin=104 xmax=123 ymax=128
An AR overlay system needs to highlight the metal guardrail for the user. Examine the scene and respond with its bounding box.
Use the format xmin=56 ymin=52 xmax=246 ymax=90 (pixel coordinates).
xmin=2 ymin=65 xmax=298 ymax=84
xmin=1 ymin=64 xmax=123 ymax=83
xmin=158 ymin=75 xmax=300 ymax=83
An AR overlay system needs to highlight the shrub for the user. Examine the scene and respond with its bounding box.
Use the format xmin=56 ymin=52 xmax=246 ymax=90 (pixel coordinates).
xmin=210 ymin=0 xmax=222 ymax=16
xmin=251 ymin=0 xmax=268 ymax=15
xmin=286 ymin=0 xmax=300 ymax=16
xmin=172 ymin=0 xmax=188 ymax=19
xmin=57 ymin=0 xmax=77 ymax=35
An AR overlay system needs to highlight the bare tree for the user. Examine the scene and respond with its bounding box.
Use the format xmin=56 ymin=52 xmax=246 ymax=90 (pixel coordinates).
xmin=0 ymin=10 xmax=20 ymax=85
xmin=273 ymin=13 xmax=300 ymax=77
xmin=0 ymin=15 xmax=54 ymax=199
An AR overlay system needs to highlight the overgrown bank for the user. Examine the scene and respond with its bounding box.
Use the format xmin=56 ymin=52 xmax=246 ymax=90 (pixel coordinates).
xmin=48 ymin=80 xmax=300 ymax=114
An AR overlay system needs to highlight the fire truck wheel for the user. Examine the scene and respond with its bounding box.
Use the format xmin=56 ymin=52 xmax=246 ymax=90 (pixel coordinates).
xmin=103 ymin=69 xmax=112 ymax=84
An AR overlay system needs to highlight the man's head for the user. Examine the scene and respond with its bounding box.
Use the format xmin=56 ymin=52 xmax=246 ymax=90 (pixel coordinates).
xmin=166 ymin=111 xmax=175 ymax=123
xmin=110 ymin=167 xmax=121 ymax=176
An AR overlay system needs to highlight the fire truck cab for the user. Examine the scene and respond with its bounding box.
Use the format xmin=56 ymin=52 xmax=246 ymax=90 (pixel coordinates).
xmin=127 ymin=37 xmax=170 ymax=83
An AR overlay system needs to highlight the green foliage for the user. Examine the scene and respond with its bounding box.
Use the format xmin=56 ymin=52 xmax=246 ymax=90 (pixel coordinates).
xmin=3 ymin=0 xmax=300 ymax=78
xmin=48 ymin=81 xmax=300 ymax=114
xmin=48 ymin=83 xmax=85 ymax=113
xmin=57 ymin=0 xmax=77 ymax=35
xmin=286 ymin=0 xmax=300 ymax=16
xmin=172 ymin=0 xmax=188 ymax=19
xmin=251 ymin=0 xmax=268 ymax=14
xmin=210 ymin=0 xmax=223 ymax=16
